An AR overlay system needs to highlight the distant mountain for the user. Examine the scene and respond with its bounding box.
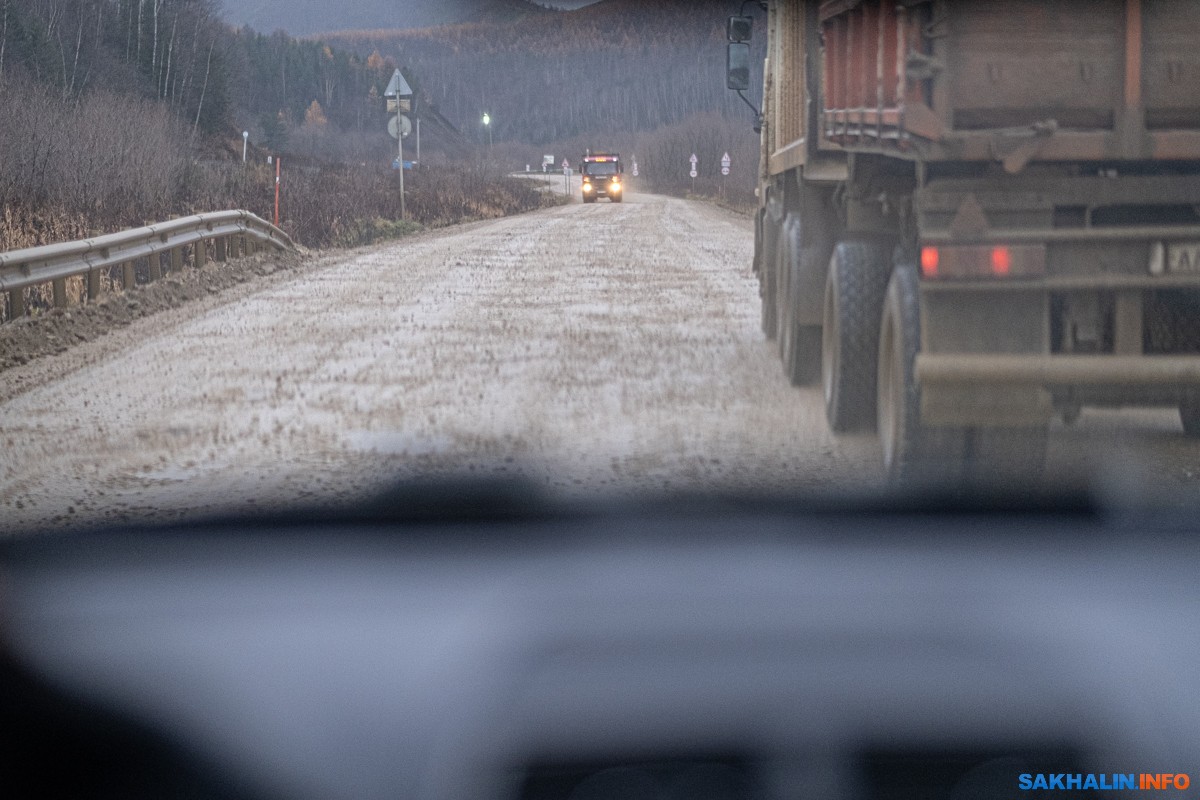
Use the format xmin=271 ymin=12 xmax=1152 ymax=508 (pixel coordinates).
xmin=218 ymin=0 xmax=597 ymax=37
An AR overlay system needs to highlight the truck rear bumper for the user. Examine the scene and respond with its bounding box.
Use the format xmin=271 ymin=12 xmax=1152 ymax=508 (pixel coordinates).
xmin=916 ymin=354 xmax=1200 ymax=387
xmin=915 ymin=354 xmax=1200 ymax=426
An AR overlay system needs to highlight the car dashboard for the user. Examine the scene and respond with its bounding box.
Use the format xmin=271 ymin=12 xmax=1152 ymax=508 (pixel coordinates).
xmin=1 ymin=491 xmax=1196 ymax=800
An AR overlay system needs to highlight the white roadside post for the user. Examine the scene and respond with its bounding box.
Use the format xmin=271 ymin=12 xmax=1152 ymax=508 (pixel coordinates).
xmin=563 ymin=158 xmax=570 ymax=195
xmin=242 ymin=131 xmax=248 ymax=163
xmin=384 ymin=69 xmax=414 ymax=221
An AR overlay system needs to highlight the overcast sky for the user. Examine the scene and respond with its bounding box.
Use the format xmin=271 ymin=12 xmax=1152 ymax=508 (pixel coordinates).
xmin=219 ymin=0 xmax=604 ymax=37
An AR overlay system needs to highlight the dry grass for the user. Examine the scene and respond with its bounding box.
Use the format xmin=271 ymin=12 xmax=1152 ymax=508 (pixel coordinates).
xmin=1 ymin=161 xmax=559 ymax=323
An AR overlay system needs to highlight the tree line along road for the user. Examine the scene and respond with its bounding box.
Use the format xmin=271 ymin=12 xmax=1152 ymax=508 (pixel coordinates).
xmin=0 ymin=192 xmax=1193 ymax=533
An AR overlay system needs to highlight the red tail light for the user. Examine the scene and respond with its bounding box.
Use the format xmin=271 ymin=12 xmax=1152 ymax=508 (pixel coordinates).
xmin=920 ymin=247 xmax=940 ymax=277
xmin=990 ymin=246 xmax=1011 ymax=276
xmin=918 ymin=244 xmax=1045 ymax=279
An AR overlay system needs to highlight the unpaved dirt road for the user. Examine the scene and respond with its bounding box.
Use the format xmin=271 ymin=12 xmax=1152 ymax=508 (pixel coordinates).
xmin=2 ymin=191 xmax=1197 ymax=533
xmin=0 ymin=193 xmax=880 ymax=532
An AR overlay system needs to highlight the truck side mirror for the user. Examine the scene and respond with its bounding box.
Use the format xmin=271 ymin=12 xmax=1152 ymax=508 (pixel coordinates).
xmin=727 ymin=43 xmax=751 ymax=91
xmin=727 ymin=15 xmax=752 ymax=42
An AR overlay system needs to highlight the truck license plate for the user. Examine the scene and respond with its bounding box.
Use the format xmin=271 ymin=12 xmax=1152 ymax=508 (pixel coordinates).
xmin=1167 ymin=243 xmax=1200 ymax=273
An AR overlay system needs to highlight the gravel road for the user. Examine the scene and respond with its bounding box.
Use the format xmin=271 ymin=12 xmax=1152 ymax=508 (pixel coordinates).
xmin=0 ymin=192 xmax=881 ymax=532
xmin=2 ymin=190 xmax=1197 ymax=533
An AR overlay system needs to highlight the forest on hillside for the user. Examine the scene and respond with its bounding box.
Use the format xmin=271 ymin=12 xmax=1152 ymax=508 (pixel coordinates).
xmin=0 ymin=0 xmax=416 ymax=151
xmin=0 ymin=0 xmax=551 ymax=254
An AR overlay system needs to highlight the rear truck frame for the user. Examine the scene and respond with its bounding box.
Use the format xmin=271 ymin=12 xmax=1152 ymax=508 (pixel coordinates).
xmin=728 ymin=0 xmax=1200 ymax=484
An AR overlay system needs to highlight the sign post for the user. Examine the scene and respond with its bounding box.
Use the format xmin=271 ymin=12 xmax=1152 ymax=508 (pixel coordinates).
xmin=274 ymin=157 xmax=281 ymax=226
xmin=720 ymin=152 xmax=731 ymax=198
xmin=689 ymin=153 xmax=698 ymax=193
xmin=384 ymin=69 xmax=414 ymax=220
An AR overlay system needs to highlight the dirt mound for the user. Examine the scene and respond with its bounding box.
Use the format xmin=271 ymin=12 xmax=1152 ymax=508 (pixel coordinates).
xmin=0 ymin=249 xmax=306 ymax=374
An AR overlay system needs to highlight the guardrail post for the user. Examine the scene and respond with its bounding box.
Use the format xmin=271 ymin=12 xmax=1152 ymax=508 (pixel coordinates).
xmin=195 ymin=240 xmax=207 ymax=268
xmin=214 ymin=237 xmax=227 ymax=262
xmin=7 ymin=289 xmax=24 ymax=319
xmin=122 ymin=261 xmax=136 ymax=290
xmin=87 ymin=269 xmax=101 ymax=301
xmin=148 ymin=253 xmax=162 ymax=282
xmin=52 ymin=278 xmax=68 ymax=309
xmin=170 ymin=246 xmax=183 ymax=273
xmin=239 ymin=234 xmax=249 ymax=257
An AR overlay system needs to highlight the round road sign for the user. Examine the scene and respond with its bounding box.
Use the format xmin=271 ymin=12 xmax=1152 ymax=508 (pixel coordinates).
xmin=388 ymin=115 xmax=412 ymax=139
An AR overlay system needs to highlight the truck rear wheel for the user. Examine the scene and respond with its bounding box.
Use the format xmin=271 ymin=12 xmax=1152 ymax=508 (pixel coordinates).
xmin=877 ymin=262 xmax=966 ymax=485
xmin=777 ymin=216 xmax=821 ymax=386
xmin=822 ymin=239 xmax=892 ymax=431
xmin=759 ymin=214 xmax=779 ymax=340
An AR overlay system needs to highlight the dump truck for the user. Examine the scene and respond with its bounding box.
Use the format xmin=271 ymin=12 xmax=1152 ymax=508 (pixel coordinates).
xmin=581 ymin=153 xmax=625 ymax=203
xmin=727 ymin=0 xmax=1200 ymax=482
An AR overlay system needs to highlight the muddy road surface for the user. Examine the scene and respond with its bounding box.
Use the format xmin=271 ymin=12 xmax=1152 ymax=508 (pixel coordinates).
xmin=1 ymin=192 xmax=1195 ymax=533
xmin=0 ymin=193 xmax=879 ymax=532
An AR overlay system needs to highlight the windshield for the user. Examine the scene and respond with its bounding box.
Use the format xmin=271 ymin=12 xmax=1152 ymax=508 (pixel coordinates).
xmin=4 ymin=2 xmax=1200 ymax=798
xmin=585 ymin=161 xmax=619 ymax=176
xmin=0 ymin=0 xmax=1197 ymax=532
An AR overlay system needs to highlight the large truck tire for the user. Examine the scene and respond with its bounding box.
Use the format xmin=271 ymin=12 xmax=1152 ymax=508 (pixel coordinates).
xmin=612 ymin=194 xmax=623 ymax=203
xmin=822 ymin=239 xmax=892 ymax=432
xmin=777 ymin=215 xmax=821 ymax=386
xmin=877 ymin=262 xmax=966 ymax=485
xmin=759 ymin=213 xmax=780 ymax=340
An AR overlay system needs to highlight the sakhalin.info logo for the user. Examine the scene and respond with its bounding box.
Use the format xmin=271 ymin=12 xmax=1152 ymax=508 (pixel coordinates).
xmin=1018 ymin=775 xmax=1191 ymax=790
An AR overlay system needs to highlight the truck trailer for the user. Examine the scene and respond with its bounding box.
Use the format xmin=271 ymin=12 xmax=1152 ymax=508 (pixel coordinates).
xmin=728 ymin=0 xmax=1200 ymax=483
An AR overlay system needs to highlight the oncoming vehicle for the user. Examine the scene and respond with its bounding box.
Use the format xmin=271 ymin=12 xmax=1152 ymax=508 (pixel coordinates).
xmin=581 ymin=153 xmax=624 ymax=203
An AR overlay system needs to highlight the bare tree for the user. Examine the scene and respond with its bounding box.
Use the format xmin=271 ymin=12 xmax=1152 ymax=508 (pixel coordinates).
xmin=0 ymin=0 xmax=8 ymax=82
xmin=191 ymin=35 xmax=214 ymax=142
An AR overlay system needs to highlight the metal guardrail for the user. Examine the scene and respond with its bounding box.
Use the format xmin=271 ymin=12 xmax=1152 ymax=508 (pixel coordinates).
xmin=0 ymin=210 xmax=295 ymax=320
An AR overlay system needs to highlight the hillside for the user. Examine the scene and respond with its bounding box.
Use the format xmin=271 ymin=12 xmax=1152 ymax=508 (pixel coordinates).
xmin=324 ymin=0 xmax=766 ymax=147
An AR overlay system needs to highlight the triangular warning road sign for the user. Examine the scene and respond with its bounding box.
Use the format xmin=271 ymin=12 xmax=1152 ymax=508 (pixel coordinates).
xmin=384 ymin=69 xmax=413 ymax=98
